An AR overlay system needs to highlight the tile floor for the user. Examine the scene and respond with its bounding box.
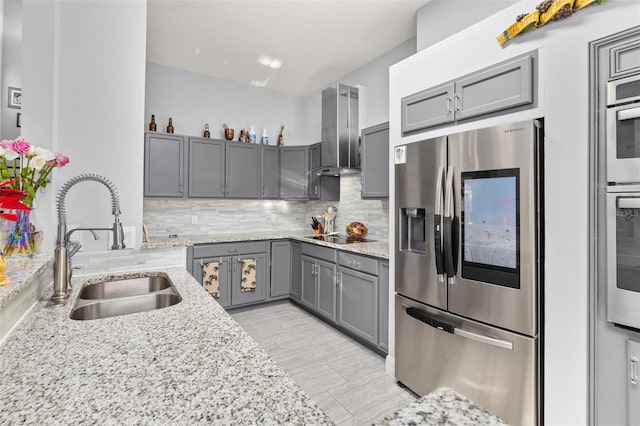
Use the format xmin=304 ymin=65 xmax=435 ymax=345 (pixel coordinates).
xmin=230 ymin=301 xmax=416 ymax=425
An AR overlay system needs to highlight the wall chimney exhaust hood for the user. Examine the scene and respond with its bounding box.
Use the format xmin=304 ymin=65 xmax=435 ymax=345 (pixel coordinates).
xmin=313 ymin=83 xmax=360 ymax=176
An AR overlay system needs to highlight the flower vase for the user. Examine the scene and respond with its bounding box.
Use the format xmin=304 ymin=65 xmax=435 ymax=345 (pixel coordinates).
xmin=2 ymin=210 xmax=43 ymax=256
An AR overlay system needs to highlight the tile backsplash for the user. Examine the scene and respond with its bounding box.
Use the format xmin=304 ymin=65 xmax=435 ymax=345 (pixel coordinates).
xmin=143 ymin=174 xmax=389 ymax=239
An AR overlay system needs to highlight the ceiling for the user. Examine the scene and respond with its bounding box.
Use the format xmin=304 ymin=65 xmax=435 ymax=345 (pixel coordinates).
xmin=146 ymin=0 xmax=429 ymax=96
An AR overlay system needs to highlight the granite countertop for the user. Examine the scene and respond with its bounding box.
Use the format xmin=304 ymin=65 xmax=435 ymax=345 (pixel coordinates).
xmin=376 ymin=387 xmax=508 ymax=426
xmin=0 ymin=254 xmax=52 ymax=308
xmin=142 ymin=231 xmax=389 ymax=259
xmin=0 ymin=266 xmax=332 ymax=425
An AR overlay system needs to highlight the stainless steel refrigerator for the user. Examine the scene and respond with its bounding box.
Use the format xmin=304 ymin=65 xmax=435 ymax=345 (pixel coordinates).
xmin=394 ymin=119 xmax=543 ymax=426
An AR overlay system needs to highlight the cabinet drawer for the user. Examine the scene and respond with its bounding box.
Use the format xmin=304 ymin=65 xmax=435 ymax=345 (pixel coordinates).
xmin=338 ymin=251 xmax=378 ymax=275
xmin=301 ymin=243 xmax=336 ymax=263
xmin=192 ymin=241 xmax=268 ymax=258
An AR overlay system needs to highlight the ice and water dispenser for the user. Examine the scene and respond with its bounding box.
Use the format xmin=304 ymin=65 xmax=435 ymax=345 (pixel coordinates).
xmin=399 ymin=208 xmax=426 ymax=254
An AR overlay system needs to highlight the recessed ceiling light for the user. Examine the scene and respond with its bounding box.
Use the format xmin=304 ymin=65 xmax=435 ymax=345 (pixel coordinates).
xmin=251 ymin=78 xmax=270 ymax=88
xmin=257 ymin=54 xmax=282 ymax=70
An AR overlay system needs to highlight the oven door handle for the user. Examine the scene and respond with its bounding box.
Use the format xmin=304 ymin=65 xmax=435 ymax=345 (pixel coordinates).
xmin=618 ymin=106 xmax=640 ymax=121
xmin=402 ymin=304 xmax=454 ymax=333
xmin=618 ymin=198 xmax=640 ymax=209
xmin=434 ymin=166 xmax=445 ymax=281
xmin=454 ymin=327 xmax=514 ymax=351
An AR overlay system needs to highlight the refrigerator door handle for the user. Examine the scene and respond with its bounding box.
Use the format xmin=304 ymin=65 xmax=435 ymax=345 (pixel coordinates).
xmin=434 ymin=166 xmax=445 ymax=281
xmin=402 ymin=304 xmax=455 ymax=333
xmin=453 ymin=327 xmax=514 ymax=350
xmin=443 ymin=166 xmax=457 ymax=284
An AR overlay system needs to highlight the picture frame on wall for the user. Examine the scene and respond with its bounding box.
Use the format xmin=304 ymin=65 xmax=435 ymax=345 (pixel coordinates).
xmin=8 ymin=87 xmax=21 ymax=109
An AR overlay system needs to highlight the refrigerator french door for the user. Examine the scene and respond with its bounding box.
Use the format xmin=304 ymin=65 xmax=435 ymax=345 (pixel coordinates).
xmin=395 ymin=119 xmax=543 ymax=426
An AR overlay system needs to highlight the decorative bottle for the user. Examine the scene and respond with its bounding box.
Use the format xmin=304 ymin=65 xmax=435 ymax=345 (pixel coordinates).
xmin=204 ymin=124 xmax=210 ymax=138
xmin=166 ymin=117 xmax=174 ymax=134
xmin=149 ymin=114 xmax=157 ymax=132
xmin=261 ymin=129 xmax=269 ymax=145
xmin=249 ymin=126 xmax=256 ymax=143
xmin=277 ymin=125 xmax=285 ymax=146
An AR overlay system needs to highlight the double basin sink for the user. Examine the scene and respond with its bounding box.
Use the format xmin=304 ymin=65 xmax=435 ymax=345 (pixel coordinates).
xmin=70 ymin=274 xmax=182 ymax=320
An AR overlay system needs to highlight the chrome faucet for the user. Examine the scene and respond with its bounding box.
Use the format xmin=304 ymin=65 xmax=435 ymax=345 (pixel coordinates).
xmin=51 ymin=174 xmax=126 ymax=305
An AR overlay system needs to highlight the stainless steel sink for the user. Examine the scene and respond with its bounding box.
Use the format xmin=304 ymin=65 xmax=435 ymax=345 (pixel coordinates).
xmin=70 ymin=293 xmax=181 ymax=320
xmin=70 ymin=274 xmax=182 ymax=320
xmin=78 ymin=276 xmax=172 ymax=300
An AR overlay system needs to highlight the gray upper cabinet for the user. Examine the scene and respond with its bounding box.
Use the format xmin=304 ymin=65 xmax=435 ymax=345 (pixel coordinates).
xmin=361 ymin=122 xmax=389 ymax=198
xmin=280 ymin=146 xmax=309 ymax=199
xmin=337 ymin=266 xmax=378 ymax=345
xmin=401 ymin=83 xmax=454 ymax=133
xmin=308 ymin=143 xmax=322 ymax=199
xmin=226 ymin=143 xmax=259 ymax=198
xmin=609 ymin=38 xmax=640 ymax=80
xmin=270 ymin=241 xmax=291 ymax=298
xmin=454 ymin=54 xmax=533 ymax=121
xmin=401 ymin=50 xmax=536 ymax=134
xmin=144 ymin=133 xmax=185 ymax=197
xmin=188 ymin=138 xmax=226 ymax=198
xmin=260 ymin=145 xmax=280 ymax=199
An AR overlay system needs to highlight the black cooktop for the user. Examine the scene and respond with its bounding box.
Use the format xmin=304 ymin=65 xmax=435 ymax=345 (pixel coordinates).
xmin=303 ymin=235 xmax=376 ymax=244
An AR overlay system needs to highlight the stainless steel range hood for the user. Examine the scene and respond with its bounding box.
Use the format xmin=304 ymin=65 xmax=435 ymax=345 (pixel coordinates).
xmin=314 ymin=83 xmax=360 ymax=176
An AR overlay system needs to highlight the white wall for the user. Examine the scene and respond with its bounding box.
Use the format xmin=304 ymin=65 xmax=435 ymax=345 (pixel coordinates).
xmin=389 ymin=1 xmax=640 ymax=424
xmin=416 ymin=0 xmax=519 ymax=51
xmin=22 ymin=0 xmax=146 ymax=252
xmin=145 ymin=63 xmax=311 ymax=145
xmin=1 ymin=0 xmax=21 ymax=140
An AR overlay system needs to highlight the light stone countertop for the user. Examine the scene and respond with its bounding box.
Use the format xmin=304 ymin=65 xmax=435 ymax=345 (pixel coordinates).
xmin=142 ymin=231 xmax=390 ymax=259
xmin=375 ymin=387 xmax=508 ymax=425
xmin=0 ymin=265 xmax=332 ymax=425
xmin=0 ymin=254 xmax=52 ymax=308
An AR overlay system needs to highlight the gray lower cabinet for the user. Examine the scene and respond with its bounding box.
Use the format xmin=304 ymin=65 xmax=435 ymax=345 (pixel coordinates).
xmin=337 ymin=266 xmax=378 ymax=345
xmin=191 ymin=256 xmax=232 ymax=308
xmin=401 ymin=50 xmax=536 ymax=134
xmin=280 ymin=146 xmax=309 ymax=199
xmin=270 ymin=241 xmax=291 ymax=298
xmin=301 ymin=255 xmax=317 ymax=310
xmin=629 ymin=340 xmax=640 ymax=426
xmin=226 ymin=143 xmax=259 ymax=198
xmin=144 ymin=133 xmax=185 ymax=197
xmin=316 ymin=259 xmax=337 ymax=322
xmin=188 ymin=138 xmax=226 ymax=198
xmin=187 ymin=241 xmax=269 ymax=308
xmin=290 ymin=241 xmax=302 ymax=300
xmin=361 ymin=122 xmax=389 ymax=198
xmin=378 ymin=261 xmax=389 ymax=352
xmin=260 ymin=145 xmax=280 ymax=199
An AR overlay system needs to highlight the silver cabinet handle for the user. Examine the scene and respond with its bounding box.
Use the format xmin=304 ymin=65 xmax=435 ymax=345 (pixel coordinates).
xmin=631 ymin=356 xmax=638 ymax=385
xmin=446 ymin=97 xmax=452 ymax=115
xmin=228 ymin=248 xmax=237 ymax=253
xmin=618 ymin=106 xmax=640 ymax=121
xmin=454 ymin=328 xmax=513 ymax=350
xmin=454 ymin=94 xmax=461 ymax=111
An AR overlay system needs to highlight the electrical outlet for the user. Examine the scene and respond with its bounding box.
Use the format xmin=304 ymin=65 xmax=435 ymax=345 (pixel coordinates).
xmin=191 ymin=215 xmax=198 ymax=225
xmin=270 ymin=214 xmax=277 ymax=223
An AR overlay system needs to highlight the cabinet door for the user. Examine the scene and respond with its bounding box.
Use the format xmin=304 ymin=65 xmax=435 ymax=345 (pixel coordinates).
xmin=270 ymin=241 xmax=291 ymax=298
xmin=280 ymin=146 xmax=309 ymax=199
xmin=300 ymin=255 xmax=317 ymax=310
xmin=144 ymin=133 xmax=185 ymax=197
xmin=308 ymin=143 xmax=321 ymax=199
xmin=317 ymin=259 xmax=337 ymax=322
xmin=192 ymin=256 xmax=231 ymax=308
xmin=401 ymin=83 xmax=454 ymax=134
xmin=337 ymin=266 xmax=378 ymax=344
xmin=361 ymin=122 xmax=389 ymax=198
xmin=231 ymin=253 xmax=267 ymax=306
xmin=226 ymin=143 xmax=259 ymax=198
xmin=454 ymin=53 xmax=533 ymax=121
xmin=609 ymin=38 xmax=640 ymax=80
xmin=378 ymin=261 xmax=389 ymax=352
xmin=630 ymin=340 xmax=640 ymax=426
xmin=260 ymin=145 xmax=280 ymax=199
xmin=290 ymin=241 xmax=302 ymax=300
xmin=188 ymin=138 xmax=226 ymax=198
